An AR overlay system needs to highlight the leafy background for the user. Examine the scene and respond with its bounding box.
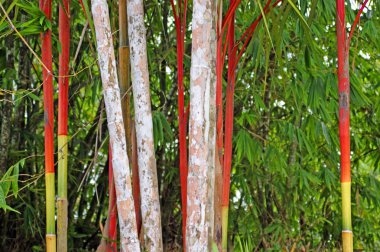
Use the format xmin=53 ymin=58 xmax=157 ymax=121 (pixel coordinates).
xmin=0 ymin=0 xmax=379 ymax=250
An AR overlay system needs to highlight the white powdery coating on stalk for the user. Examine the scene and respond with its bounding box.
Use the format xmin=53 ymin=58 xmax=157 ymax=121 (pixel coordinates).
xmin=127 ymin=0 xmax=163 ymax=251
xmin=91 ymin=1 xmax=140 ymax=251
xmin=186 ymin=0 xmax=216 ymax=251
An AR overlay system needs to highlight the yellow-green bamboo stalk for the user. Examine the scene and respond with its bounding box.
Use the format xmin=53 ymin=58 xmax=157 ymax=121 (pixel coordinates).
xmin=341 ymin=182 xmax=352 ymax=251
xmin=46 ymin=173 xmax=56 ymax=251
xmin=221 ymin=207 xmax=228 ymax=251
xmin=57 ymin=136 xmax=68 ymax=251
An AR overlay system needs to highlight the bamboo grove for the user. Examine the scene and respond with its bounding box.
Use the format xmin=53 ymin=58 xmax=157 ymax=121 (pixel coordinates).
xmin=0 ymin=0 xmax=380 ymax=251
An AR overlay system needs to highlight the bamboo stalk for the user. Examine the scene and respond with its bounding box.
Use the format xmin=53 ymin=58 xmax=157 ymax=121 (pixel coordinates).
xmin=221 ymin=6 xmax=235 ymax=251
xmin=214 ymin=2 xmax=224 ymax=249
xmin=215 ymin=1 xmax=238 ymax=250
xmin=218 ymin=1 xmax=281 ymax=250
xmin=131 ymin=122 xmax=142 ymax=235
xmin=127 ymin=0 xmax=163 ymax=250
xmin=57 ymin=0 xmax=70 ymax=250
xmin=95 ymin=148 xmax=117 ymax=252
xmin=118 ymin=0 xmax=131 ymax=156
xmin=186 ymin=0 xmax=217 ymax=250
xmin=347 ymin=0 xmax=369 ymax=44
xmin=336 ymin=1 xmax=352 ymax=250
xmin=107 ymin=145 xmax=117 ymax=251
xmin=169 ymin=0 xmax=188 ymax=248
xmin=40 ymin=0 xmax=55 ymax=250
xmin=335 ymin=2 xmax=369 ymax=249
xmin=118 ymin=0 xmax=142 ymax=235
xmin=91 ymin=0 xmax=141 ymax=249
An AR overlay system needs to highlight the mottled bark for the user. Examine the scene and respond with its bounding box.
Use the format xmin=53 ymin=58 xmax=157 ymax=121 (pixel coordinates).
xmin=131 ymin=122 xmax=142 ymax=235
xmin=91 ymin=1 xmax=140 ymax=251
xmin=186 ymin=0 xmax=217 ymax=251
xmin=127 ymin=0 xmax=163 ymax=251
xmin=119 ymin=0 xmax=142 ymax=236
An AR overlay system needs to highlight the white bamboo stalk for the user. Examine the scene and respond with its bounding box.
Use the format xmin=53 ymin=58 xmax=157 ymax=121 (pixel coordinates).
xmin=127 ymin=0 xmax=163 ymax=251
xmin=186 ymin=0 xmax=217 ymax=251
xmin=91 ymin=1 xmax=140 ymax=251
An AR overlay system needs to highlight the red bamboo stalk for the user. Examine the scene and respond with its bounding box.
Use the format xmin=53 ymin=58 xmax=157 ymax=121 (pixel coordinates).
xmin=216 ymin=11 xmax=235 ymax=159
xmin=58 ymin=1 xmax=70 ymax=137
xmin=221 ymin=5 xmax=236 ymax=250
xmin=107 ymin=145 xmax=117 ymax=252
xmin=222 ymin=6 xmax=235 ymax=210
xmin=216 ymin=34 xmax=224 ymax=168
xmin=40 ymin=0 xmax=53 ymax=178
xmin=336 ymin=2 xmax=369 ymax=250
xmin=220 ymin=1 xmax=281 ymax=249
xmin=336 ymin=0 xmax=352 ymax=250
xmin=177 ymin=18 xmax=188 ymax=252
xmin=40 ymin=0 xmax=55 ymax=249
xmin=170 ymin=0 xmax=188 ymax=248
xmin=57 ymin=0 xmax=70 ymax=250
xmin=214 ymin=3 xmax=225 ymax=249
xmin=221 ymin=0 xmax=241 ymax=36
xmin=336 ymin=0 xmax=350 ymax=184
xmin=214 ymin=2 xmax=238 ymax=250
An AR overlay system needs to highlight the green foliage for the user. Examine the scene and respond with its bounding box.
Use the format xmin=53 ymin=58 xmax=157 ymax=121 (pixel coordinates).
xmin=0 ymin=159 xmax=23 ymax=213
xmin=153 ymin=111 xmax=173 ymax=150
xmin=0 ymin=0 xmax=379 ymax=250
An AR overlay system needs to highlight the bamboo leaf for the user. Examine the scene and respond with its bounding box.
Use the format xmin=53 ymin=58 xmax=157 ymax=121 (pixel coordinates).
xmin=0 ymin=186 xmax=5 ymax=205
xmin=0 ymin=165 xmax=14 ymax=196
xmin=321 ymin=122 xmax=331 ymax=146
xmin=159 ymin=112 xmax=173 ymax=141
xmin=0 ymin=186 xmax=19 ymax=213
xmin=255 ymin=0 xmax=274 ymax=50
xmin=286 ymin=0 xmax=310 ymax=31
xmin=157 ymin=114 xmax=163 ymax=145
xmin=26 ymin=91 xmax=40 ymax=101
xmin=12 ymin=163 xmax=19 ymax=198
xmin=0 ymin=0 xmax=16 ymax=27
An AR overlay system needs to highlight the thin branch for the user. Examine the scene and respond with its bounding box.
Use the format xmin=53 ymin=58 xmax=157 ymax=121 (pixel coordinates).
xmin=72 ymin=21 xmax=89 ymax=69
xmin=347 ymin=0 xmax=370 ymax=45
xmin=235 ymin=0 xmax=281 ymax=65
